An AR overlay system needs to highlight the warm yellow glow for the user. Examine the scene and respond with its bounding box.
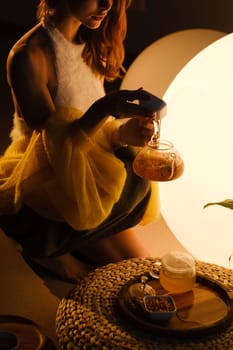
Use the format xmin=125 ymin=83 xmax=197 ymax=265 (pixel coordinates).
xmin=121 ymin=29 xmax=233 ymax=268
xmin=121 ymin=29 xmax=225 ymax=97
xmin=160 ymin=32 xmax=233 ymax=268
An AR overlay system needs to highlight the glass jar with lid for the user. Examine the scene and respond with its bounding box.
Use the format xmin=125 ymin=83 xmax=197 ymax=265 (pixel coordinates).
xmin=159 ymin=251 xmax=196 ymax=294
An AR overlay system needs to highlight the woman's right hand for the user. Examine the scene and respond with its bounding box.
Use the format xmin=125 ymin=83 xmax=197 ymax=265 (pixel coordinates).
xmin=95 ymin=88 xmax=158 ymax=119
xmin=79 ymin=88 xmax=162 ymax=134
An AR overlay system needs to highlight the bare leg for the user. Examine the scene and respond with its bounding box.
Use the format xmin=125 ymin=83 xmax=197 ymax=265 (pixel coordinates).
xmin=31 ymin=253 xmax=95 ymax=283
xmin=28 ymin=228 xmax=150 ymax=282
xmin=76 ymin=228 xmax=151 ymax=266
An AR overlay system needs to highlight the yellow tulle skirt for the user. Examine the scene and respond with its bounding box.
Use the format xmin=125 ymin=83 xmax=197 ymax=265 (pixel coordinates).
xmin=0 ymin=107 xmax=159 ymax=255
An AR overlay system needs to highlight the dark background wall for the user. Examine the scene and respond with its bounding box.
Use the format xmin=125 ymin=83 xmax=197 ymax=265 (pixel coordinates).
xmin=126 ymin=0 xmax=233 ymax=63
xmin=0 ymin=0 xmax=232 ymax=151
xmin=0 ymin=0 xmax=232 ymax=60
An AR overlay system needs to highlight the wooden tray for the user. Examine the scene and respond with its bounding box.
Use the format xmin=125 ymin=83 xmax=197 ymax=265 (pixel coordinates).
xmin=117 ymin=273 xmax=233 ymax=338
xmin=0 ymin=315 xmax=46 ymax=349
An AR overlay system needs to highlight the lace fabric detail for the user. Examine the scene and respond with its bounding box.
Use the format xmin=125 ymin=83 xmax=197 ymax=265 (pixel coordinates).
xmin=44 ymin=23 xmax=105 ymax=112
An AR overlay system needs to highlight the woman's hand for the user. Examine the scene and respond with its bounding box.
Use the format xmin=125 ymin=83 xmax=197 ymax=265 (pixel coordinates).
xmin=119 ymin=117 xmax=155 ymax=147
xmin=79 ymin=88 xmax=164 ymax=136
xmin=97 ymin=88 xmax=157 ymax=119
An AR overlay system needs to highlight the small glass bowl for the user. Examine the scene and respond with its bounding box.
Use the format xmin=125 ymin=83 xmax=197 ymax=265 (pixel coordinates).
xmin=143 ymin=295 xmax=176 ymax=321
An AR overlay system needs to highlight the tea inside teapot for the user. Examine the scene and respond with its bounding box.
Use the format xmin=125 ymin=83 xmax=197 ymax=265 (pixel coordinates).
xmin=133 ymin=117 xmax=184 ymax=182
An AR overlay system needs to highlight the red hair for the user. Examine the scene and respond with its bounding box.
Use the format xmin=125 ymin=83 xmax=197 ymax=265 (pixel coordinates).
xmin=37 ymin=0 xmax=132 ymax=81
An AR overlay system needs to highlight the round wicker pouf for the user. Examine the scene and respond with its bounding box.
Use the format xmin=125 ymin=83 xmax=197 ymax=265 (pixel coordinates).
xmin=56 ymin=257 xmax=233 ymax=349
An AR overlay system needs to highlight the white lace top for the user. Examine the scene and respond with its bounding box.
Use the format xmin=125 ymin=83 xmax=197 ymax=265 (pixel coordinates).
xmin=45 ymin=23 xmax=105 ymax=112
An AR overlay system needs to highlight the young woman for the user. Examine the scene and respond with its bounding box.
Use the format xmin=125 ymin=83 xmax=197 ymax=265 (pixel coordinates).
xmin=0 ymin=0 xmax=160 ymax=282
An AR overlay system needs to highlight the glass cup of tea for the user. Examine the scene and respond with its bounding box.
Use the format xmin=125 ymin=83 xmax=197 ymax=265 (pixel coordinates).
xmin=159 ymin=251 xmax=196 ymax=294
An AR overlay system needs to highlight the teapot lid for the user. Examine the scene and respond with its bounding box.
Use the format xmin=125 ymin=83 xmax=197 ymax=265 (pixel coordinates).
xmin=148 ymin=139 xmax=174 ymax=150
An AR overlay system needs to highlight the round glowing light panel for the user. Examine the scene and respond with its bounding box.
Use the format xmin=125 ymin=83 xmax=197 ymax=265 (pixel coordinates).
xmin=160 ymin=33 xmax=233 ymax=268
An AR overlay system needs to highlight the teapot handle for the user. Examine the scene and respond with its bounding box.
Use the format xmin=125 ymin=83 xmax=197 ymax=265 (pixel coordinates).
xmin=168 ymin=153 xmax=176 ymax=180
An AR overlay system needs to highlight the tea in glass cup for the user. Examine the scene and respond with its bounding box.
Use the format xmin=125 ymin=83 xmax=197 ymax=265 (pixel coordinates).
xmin=159 ymin=251 xmax=196 ymax=294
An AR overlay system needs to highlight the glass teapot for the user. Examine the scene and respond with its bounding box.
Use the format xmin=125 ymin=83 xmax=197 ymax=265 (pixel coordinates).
xmin=133 ymin=95 xmax=184 ymax=182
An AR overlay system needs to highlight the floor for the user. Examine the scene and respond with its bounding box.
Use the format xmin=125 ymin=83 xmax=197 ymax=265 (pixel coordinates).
xmin=0 ymin=22 xmax=187 ymax=348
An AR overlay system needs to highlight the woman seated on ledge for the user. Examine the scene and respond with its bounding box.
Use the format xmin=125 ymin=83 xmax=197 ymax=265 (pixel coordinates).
xmin=0 ymin=0 xmax=159 ymax=282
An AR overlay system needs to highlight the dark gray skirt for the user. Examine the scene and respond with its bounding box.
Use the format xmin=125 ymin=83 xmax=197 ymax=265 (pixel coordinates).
xmin=0 ymin=147 xmax=151 ymax=258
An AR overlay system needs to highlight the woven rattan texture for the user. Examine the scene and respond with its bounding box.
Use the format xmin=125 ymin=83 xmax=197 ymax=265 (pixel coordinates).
xmin=56 ymin=257 xmax=233 ymax=349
